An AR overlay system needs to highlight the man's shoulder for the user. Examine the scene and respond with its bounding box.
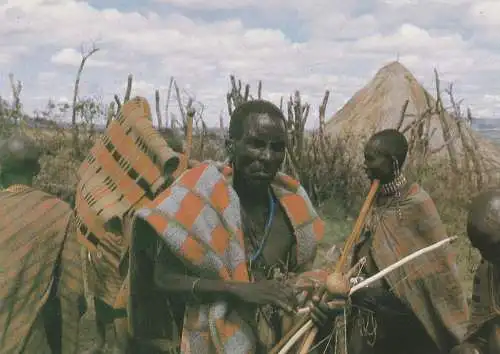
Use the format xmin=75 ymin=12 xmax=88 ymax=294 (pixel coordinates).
xmin=175 ymin=161 xmax=227 ymax=185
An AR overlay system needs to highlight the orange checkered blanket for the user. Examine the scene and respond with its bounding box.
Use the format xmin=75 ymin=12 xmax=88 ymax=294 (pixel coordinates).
xmin=132 ymin=162 xmax=324 ymax=353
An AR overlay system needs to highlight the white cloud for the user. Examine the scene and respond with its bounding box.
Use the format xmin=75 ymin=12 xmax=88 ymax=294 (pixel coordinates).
xmin=51 ymin=48 xmax=116 ymax=67
xmin=0 ymin=0 xmax=499 ymax=129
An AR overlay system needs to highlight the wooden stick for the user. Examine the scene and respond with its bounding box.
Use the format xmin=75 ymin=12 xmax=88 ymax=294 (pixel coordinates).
xmin=179 ymin=109 xmax=194 ymax=172
xmin=297 ymin=179 xmax=380 ymax=352
xmin=283 ymin=235 xmax=457 ymax=352
xmin=349 ymin=235 xmax=457 ymax=295
xmin=269 ymin=316 xmax=310 ymax=354
xmin=277 ymin=320 xmax=314 ymax=354
xmin=335 ymin=179 xmax=380 ymax=273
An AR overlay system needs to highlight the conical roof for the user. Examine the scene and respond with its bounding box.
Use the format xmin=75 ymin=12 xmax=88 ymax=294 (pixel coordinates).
xmin=325 ymin=61 xmax=500 ymax=170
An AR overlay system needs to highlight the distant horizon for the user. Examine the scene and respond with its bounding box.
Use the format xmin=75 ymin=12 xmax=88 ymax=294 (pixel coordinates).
xmin=21 ymin=114 xmax=500 ymax=131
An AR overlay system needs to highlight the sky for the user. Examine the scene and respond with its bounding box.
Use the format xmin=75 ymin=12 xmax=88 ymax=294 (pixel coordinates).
xmin=0 ymin=0 xmax=499 ymax=128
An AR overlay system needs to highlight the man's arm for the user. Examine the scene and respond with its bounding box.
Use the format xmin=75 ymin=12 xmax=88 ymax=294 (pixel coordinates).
xmin=152 ymin=262 xmax=240 ymax=304
xmin=151 ymin=244 xmax=298 ymax=312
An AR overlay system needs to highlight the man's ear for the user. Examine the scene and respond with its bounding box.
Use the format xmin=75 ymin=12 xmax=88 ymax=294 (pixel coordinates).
xmin=225 ymin=138 xmax=234 ymax=158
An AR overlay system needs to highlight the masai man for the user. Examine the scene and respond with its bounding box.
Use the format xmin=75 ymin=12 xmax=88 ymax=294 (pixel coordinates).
xmin=337 ymin=129 xmax=469 ymax=354
xmin=450 ymin=190 xmax=500 ymax=354
xmin=0 ymin=133 xmax=41 ymax=190
xmin=126 ymin=99 xmax=332 ymax=353
xmin=0 ymin=133 xmax=85 ymax=353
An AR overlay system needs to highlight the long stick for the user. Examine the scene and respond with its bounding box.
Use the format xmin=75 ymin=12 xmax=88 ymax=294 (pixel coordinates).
xmin=349 ymin=235 xmax=457 ymax=295
xmin=271 ymin=180 xmax=379 ymax=354
xmin=335 ymin=179 xmax=380 ymax=272
xmin=297 ymin=180 xmax=380 ymax=353
xmin=278 ymin=320 xmax=314 ymax=354
xmin=283 ymin=235 xmax=457 ymax=352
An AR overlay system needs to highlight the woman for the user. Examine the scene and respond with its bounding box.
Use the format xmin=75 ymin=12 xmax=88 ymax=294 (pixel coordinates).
xmin=344 ymin=129 xmax=469 ymax=354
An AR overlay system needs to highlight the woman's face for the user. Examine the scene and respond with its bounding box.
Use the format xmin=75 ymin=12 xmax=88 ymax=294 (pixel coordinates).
xmin=363 ymin=139 xmax=395 ymax=184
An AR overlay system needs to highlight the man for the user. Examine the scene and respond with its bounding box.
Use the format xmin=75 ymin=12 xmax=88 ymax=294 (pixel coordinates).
xmin=341 ymin=129 xmax=469 ymax=353
xmin=0 ymin=133 xmax=85 ymax=353
xmin=0 ymin=133 xmax=41 ymax=190
xmin=127 ymin=99 xmax=329 ymax=353
xmin=450 ymin=190 xmax=500 ymax=354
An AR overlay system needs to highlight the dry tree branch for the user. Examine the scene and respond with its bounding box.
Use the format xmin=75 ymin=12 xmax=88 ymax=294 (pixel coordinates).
xmin=106 ymin=101 xmax=115 ymax=128
xmin=124 ymin=74 xmax=132 ymax=102
xmin=429 ymin=135 xmax=456 ymax=154
xmin=155 ymin=89 xmax=162 ymax=129
xmin=445 ymin=83 xmax=484 ymax=189
xmin=434 ymin=68 xmax=459 ymax=172
xmin=401 ymin=108 xmax=432 ymax=134
xmin=164 ymin=76 xmax=174 ymax=128
xmin=173 ymin=79 xmax=186 ymax=127
xmin=114 ymin=74 xmax=133 ymax=109
xmin=8 ymin=73 xmax=22 ymax=123
xmin=318 ymin=90 xmax=330 ymax=156
xmin=71 ymin=44 xmax=99 ymax=157
xmin=114 ymin=94 xmax=121 ymax=109
xmin=395 ymin=99 xmax=409 ymax=131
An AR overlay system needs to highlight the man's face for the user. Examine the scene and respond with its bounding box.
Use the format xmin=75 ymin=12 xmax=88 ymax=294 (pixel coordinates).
xmin=232 ymin=113 xmax=286 ymax=187
xmin=363 ymin=139 xmax=394 ymax=184
xmin=468 ymin=222 xmax=500 ymax=267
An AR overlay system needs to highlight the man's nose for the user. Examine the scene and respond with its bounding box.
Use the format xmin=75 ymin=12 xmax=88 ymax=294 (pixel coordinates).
xmin=259 ymin=146 xmax=272 ymax=161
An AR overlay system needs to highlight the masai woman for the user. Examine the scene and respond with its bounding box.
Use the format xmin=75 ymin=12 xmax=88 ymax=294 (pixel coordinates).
xmin=341 ymin=129 xmax=469 ymax=354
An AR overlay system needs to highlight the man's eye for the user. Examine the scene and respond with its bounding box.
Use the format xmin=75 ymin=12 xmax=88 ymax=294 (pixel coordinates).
xmin=247 ymin=138 xmax=265 ymax=148
xmin=271 ymin=142 xmax=285 ymax=152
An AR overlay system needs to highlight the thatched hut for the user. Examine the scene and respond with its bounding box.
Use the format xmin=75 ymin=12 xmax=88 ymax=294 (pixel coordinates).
xmin=325 ymin=61 xmax=500 ymax=178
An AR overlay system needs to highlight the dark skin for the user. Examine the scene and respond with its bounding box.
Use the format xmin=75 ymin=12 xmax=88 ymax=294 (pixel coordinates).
xmin=451 ymin=192 xmax=500 ymax=354
xmin=153 ymin=112 xmax=332 ymax=331
xmin=363 ymin=138 xmax=397 ymax=185
xmin=154 ymin=113 xmax=297 ymax=312
xmin=467 ymin=196 xmax=500 ymax=267
xmin=0 ymin=136 xmax=41 ymax=188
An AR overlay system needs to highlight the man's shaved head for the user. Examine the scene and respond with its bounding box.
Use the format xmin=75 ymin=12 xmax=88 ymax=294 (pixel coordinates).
xmin=228 ymin=99 xmax=286 ymax=141
xmin=363 ymin=129 xmax=409 ymax=184
xmin=467 ymin=189 xmax=500 ymax=265
xmin=0 ymin=133 xmax=41 ymax=186
xmin=0 ymin=134 xmax=40 ymax=169
xmin=366 ymin=129 xmax=408 ymax=168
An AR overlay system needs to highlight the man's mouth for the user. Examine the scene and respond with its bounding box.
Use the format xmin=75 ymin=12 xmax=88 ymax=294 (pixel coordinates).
xmin=252 ymin=170 xmax=272 ymax=179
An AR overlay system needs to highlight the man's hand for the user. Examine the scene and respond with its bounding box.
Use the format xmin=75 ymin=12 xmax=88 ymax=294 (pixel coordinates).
xmin=309 ymin=292 xmax=348 ymax=327
xmin=228 ymin=279 xmax=298 ymax=313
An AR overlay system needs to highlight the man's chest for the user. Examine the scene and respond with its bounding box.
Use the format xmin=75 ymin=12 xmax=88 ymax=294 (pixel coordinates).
xmin=242 ymin=204 xmax=295 ymax=271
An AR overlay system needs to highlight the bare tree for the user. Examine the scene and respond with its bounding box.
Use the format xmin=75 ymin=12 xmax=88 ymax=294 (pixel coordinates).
xmin=71 ymin=43 xmax=99 ymax=157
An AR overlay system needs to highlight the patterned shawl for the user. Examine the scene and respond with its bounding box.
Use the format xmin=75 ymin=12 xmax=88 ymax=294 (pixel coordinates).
xmin=464 ymin=259 xmax=500 ymax=340
xmin=366 ymin=183 xmax=469 ymax=352
xmin=131 ymin=162 xmax=324 ymax=353
xmin=0 ymin=187 xmax=77 ymax=353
